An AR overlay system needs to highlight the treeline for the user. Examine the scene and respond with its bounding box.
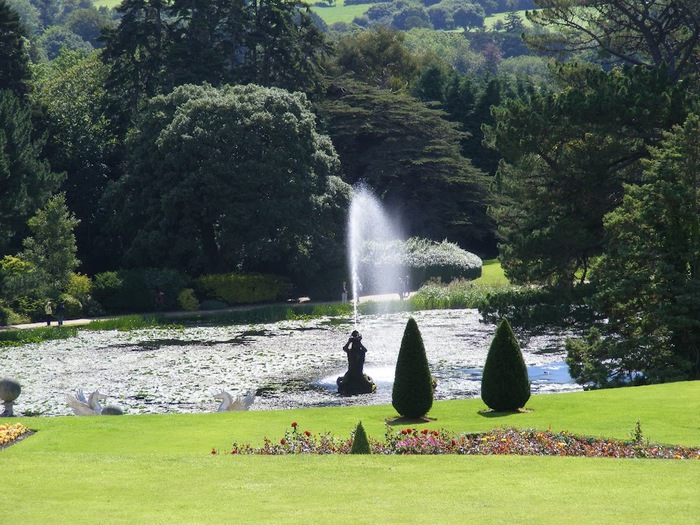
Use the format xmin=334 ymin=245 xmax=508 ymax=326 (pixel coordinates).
xmin=1 ymin=0 xmax=699 ymax=387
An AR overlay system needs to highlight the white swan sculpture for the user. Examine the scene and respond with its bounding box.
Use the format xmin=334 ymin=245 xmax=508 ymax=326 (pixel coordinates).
xmin=66 ymin=389 xmax=107 ymax=416
xmin=214 ymin=390 xmax=256 ymax=412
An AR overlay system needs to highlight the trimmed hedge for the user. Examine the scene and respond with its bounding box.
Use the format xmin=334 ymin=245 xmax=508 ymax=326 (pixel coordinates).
xmin=480 ymin=318 xmax=531 ymax=411
xmin=194 ymin=273 xmax=291 ymax=306
xmin=358 ymin=237 xmax=482 ymax=294
xmin=392 ymin=317 xmax=434 ymax=418
xmin=350 ymin=421 xmax=371 ymax=454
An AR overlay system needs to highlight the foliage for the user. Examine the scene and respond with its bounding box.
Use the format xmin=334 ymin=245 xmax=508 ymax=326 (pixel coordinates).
xmin=427 ymin=0 xmax=485 ymax=30
xmin=319 ymin=78 xmax=494 ymax=254
xmin=350 ymin=421 xmax=371 ymax=454
xmin=194 ymin=273 xmax=290 ymax=306
xmin=0 ymin=90 xmax=64 ymax=255
xmin=478 ymin=284 xmax=597 ymax=331
xmin=100 ymin=0 xmax=331 ymax=134
xmin=82 ymin=315 xmax=165 ymax=331
xmin=227 ymin=422 xmax=700 ymax=458
xmin=92 ymin=268 xmax=188 ymax=313
xmin=0 ymin=0 xmax=32 ymax=97
xmin=412 ymin=278 xmax=497 ymax=309
xmin=480 ymin=317 xmax=530 ymax=411
xmin=486 ymin=63 xmax=689 ymax=287
xmin=35 ymin=25 xmax=92 ymax=59
xmin=0 ymin=325 xmax=76 ymax=346
xmin=567 ymin=114 xmax=700 ymax=387
xmin=106 ymin=83 xmax=350 ymax=284
xmin=526 ymin=0 xmax=700 ymax=82
xmin=177 ymin=288 xmax=200 ymax=312
xmin=332 ymin=26 xmax=420 ymax=91
xmin=30 ymin=50 xmax=117 ymax=274
xmin=65 ymin=272 xmax=92 ymax=303
xmin=357 ymin=237 xmax=482 ymax=292
xmin=392 ymin=317 xmax=434 ymax=418
xmin=20 ymin=193 xmax=80 ymax=297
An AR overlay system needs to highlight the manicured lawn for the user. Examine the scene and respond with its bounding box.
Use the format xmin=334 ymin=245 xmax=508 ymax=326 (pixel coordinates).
xmin=312 ymin=1 xmax=374 ymax=25
xmin=2 ymin=381 xmax=699 ymax=523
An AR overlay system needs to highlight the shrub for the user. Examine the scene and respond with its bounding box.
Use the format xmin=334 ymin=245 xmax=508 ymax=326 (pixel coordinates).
xmin=480 ymin=318 xmax=531 ymax=411
xmin=58 ymin=294 xmax=82 ymax=318
xmin=392 ymin=317 xmax=434 ymax=418
xmin=93 ymin=269 xmax=188 ymax=313
xmin=177 ymin=288 xmax=200 ymax=311
xmin=358 ymin=237 xmax=482 ymax=293
xmin=350 ymin=421 xmax=371 ymax=454
xmin=66 ymin=273 xmax=92 ymax=302
xmin=194 ymin=273 xmax=291 ymax=306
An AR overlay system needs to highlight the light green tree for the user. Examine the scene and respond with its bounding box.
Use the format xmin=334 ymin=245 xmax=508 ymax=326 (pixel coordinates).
xmin=21 ymin=193 xmax=80 ymax=296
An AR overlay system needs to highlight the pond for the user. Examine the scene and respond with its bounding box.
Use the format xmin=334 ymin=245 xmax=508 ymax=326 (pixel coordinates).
xmin=0 ymin=309 xmax=581 ymax=416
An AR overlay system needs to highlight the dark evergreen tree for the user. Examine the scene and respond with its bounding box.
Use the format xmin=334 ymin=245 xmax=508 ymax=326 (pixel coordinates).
xmin=350 ymin=421 xmax=371 ymax=454
xmin=319 ymin=78 xmax=495 ymax=255
xmin=0 ymin=90 xmax=63 ymax=255
xmin=392 ymin=317 xmax=434 ymax=419
xmin=567 ymin=114 xmax=700 ymax=387
xmin=480 ymin=318 xmax=531 ymax=411
xmin=0 ymin=0 xmax=32 ymax=97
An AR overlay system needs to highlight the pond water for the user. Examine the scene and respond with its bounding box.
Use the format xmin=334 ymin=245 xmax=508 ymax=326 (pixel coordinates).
xmin=0 ymin=309 xmax=581 ymax=416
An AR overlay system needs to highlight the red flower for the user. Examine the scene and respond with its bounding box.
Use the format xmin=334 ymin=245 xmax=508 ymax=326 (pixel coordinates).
xmin=304 ymin=430 xmax=311 ymax=437
xmin=406 ymin=428 xmax=413 ymax=434
xmin=280 ymin=438 xmax=287 ymax=445
xmin=291 ymin=422 xmax=298 ymax=428
xmin=211 ymin=448 xmax=217 ymax=455
xmin=401 ymin=429 xmax=408 ymax=435
xmin=421 ymin=429 xmax=429 ymax=435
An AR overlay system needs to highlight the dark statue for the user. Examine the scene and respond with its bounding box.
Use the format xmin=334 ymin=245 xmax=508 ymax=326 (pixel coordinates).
xmin=337 ymin=330 xmax=376 ymax=395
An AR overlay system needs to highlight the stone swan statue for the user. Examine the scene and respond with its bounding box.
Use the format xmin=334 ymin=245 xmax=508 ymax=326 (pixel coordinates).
xmin=214 ymin=390 xmax=256 ymax=411
xmin=66 ymin=389 xmax=107 ymax=415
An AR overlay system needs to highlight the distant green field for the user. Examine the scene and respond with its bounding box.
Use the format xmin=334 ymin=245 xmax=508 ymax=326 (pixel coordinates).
xmin=93 ymin=0 xmax=529 ymax=31
xmin=93 ymin=0 xmax=122 ymax=9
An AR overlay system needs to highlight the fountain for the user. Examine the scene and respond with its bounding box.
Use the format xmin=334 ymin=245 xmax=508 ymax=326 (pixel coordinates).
xmin=347 ymin=185 xmax=405 ymax=325
xmin=337 ymin=186 xmax=405 ymax=395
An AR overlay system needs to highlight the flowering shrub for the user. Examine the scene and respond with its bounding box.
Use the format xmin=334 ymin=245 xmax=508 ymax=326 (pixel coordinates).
xmin=218 ymin=422 xmax=700 ymax=459
xmin=0 ymin=422 xmax=31 ymax=448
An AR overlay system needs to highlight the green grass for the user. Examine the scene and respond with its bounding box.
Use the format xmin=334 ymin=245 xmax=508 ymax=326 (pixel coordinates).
xmin=2 ymin=381 xmax=699 ymax=523
xmin=311 ymin=0 xmax=374 ymax=25
xmin=474 ymin=257 xmax=509 ymax=286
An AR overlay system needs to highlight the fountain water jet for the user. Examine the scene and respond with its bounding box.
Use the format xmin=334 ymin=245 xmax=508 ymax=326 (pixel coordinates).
xmin=347 ymin=186 xmax=405 ymax=326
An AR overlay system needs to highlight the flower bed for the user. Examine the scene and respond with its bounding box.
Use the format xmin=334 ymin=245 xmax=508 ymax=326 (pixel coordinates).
xmin=0 ymin=422 xmax=32 ymax=449
xmin=217 ymin=423 xmax=700 ymax=459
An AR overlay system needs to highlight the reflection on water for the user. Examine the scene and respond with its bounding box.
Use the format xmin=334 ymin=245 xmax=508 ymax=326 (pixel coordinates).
xmin=0 ymin=309 xmax=581 ymax=416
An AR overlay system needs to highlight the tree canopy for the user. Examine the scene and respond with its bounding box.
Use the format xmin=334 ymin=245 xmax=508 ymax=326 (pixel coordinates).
xmin=105 ymin=83 xmax=350 ymax=282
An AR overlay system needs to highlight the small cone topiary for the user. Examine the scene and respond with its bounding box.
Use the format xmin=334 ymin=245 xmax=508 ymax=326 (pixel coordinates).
xmin=392 ymin=317 xmax=433 ymax=419
xmin=350 ymin=421 xmax=371 ymax=454
xmin=481 ymin=318 xmax=531 ymax=411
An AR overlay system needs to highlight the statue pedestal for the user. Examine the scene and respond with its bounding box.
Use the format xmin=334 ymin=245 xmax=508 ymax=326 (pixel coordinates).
xmin=1 ymin=400 xmax=15 ymax=417
xmin=337 ymin=371 xmax=376 ymax=396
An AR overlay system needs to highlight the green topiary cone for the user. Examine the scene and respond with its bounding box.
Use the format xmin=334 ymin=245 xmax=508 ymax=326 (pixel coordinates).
xmin=481 ymin=318 xmax=531 ymax=411
xmin=350 ymin=421 xmax=371 ymax=454
xmin=392 ymin=317 xmax=434 ymax=419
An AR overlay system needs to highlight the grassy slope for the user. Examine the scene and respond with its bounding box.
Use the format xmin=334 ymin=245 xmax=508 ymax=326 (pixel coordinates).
xmin=2 ymin=382 xmax=699 ymax=523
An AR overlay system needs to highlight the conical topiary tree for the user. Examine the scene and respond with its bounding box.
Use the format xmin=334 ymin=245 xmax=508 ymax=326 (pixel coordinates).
xmin=481 ymin=318 xmax=531 ymax=411
xmin=350 ymin=421 xmax=371 ymax=454
xmin=392 ymin=317 xmax=434 ymax=418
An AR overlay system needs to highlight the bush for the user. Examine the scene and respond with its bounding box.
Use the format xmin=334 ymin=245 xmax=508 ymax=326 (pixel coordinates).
xmin=350 ymin=421 xmax=371 ymax=454
xmin=177 ymin=288 xmax=200 ymax=311
xmin=358 ymin=237 xmax=482 ymax=293
xmin=58 ymin=294 xmax=82 ymax=319
xmin=392 ymin=317 xmax=434 ymax=418
xmin=0 ymin=305 xmax=28 ymax=326
xmin=480 ymin=318 xmax=531 ymax=411
xmin=194 ymin=273 xmax=291 ymax=306
xmin=66 ymin=273 xmax=92 ymax=302
xmin=478 ymin=284 xmax=597 ymax=331
xmin=93 ymin=269 xmax=188 ymax=313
